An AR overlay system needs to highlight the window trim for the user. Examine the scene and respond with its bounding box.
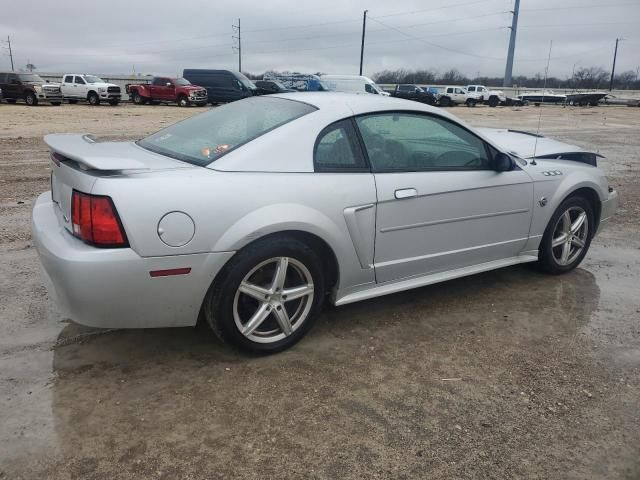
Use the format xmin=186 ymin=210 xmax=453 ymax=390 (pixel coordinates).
xmin=353 ymin=110 xmax=498 ymax=173
xmin=313 ymin=118 xmax=370 ymax=173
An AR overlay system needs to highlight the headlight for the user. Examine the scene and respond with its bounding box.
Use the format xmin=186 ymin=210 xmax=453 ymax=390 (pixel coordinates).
xmin=34 ymin=85 xmax=42 ymax=92
xmin=98 ymin=87 xmax=106 ymax=92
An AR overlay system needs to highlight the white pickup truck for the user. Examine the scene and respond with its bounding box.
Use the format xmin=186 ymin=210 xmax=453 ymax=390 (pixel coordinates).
xmin=60 ymin=74 xmax=122 ymax=106
xmin=466 ymin=85 xmax=506 ymax=107
xmin=436 ymin=86 xmax=471 ymax=107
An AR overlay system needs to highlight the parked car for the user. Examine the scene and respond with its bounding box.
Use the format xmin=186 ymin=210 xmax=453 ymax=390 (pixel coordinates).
xmin=183 ymin=69 xmax=257 ymax=104
xmin=321 ymin=75 xmax=389 ymax=95
xmin=466 ymin=85 xmax=506 ymax=107
xmin=61 ymin=74 xmax=121 ymax=106
xmin=126 ymin=77 xmax=207 ymax=107
xmin=0 ymin=72 xmax=62 ymax=106
xmin=263 ymin=73 xmax=328 ymax=92
xmin=32 ymin=93 xmax=618 ymax=353
xmin=254 ymin=80 xmax=295 ymax=95
xmin=391 ymin=84 xmax=436 ymax=105
xmin=437 ymin=86 xmax=470 ymax=107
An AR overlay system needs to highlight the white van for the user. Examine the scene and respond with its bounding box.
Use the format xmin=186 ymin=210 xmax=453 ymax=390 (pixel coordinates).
xmin=320 ymin=75 xmax=390 ymax=96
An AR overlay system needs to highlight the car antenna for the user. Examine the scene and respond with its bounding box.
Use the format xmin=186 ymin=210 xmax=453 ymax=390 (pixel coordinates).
xmin=531 ymin=40 xmax=553 ymax=166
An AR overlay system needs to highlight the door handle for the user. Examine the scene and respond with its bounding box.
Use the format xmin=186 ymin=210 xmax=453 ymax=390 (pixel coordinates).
xmin=394 ymin=188 xmax=417 ymax=199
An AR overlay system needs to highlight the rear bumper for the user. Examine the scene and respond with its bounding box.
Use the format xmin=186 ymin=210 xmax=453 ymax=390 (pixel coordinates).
xmin=597 ymin=189 xmax=618 ymax=234
xmin=32 ymin=192 xmax=234 ymax=328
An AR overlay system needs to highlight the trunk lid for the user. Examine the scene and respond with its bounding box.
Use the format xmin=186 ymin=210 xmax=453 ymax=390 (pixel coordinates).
xmin=45 ymin=133 xmax=195 ymax=236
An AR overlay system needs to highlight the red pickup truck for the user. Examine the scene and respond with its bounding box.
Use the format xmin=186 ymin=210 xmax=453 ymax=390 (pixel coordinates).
xmin=126 ymin=76 xmax=207 ymax=107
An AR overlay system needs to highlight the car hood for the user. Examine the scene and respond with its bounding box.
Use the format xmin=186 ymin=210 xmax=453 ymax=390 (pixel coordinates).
xmin=86 ymin=82 xmax=118 ymax=88
xmin=26 ymin=81 xmax=61 ymax=87
xmin=477 ymin=128 xmax=602 ymax=164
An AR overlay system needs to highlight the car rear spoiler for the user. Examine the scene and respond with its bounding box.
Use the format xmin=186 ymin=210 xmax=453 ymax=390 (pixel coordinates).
xmin=44 ymin=134 xmax=148 ymax=170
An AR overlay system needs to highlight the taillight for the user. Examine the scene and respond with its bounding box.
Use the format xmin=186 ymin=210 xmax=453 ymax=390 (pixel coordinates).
xmin=71 ymin=190 xmax=128 ymax=248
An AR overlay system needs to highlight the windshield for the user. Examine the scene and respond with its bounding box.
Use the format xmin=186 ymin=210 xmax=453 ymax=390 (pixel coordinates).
xmin=369 ymin=83 xmax=385 ymax=94
xmin=236 ymin=72 xmax=257 ymax=91
xmin=174 ymin=78 xmax=191 ymax=86
xmin=18 ymin=73 xmax=44 ymax=83
xmin=84 ymin=75 xmax=105 ymax=83
xmin=138 ymin=97 xmax=317 ymax=166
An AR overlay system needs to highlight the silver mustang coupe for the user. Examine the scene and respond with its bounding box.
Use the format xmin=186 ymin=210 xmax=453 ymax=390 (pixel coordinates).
xmin=32 ymin=93 xmax=618 ymax=353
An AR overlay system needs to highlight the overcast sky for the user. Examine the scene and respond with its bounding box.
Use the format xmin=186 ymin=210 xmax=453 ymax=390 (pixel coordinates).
xmin=1 ymin=0 xmax=638 ymax=79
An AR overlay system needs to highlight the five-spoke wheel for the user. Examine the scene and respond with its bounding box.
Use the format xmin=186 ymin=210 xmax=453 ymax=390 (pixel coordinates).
xmin=539 ymin=195 xmax=594 ymax=273
xmin=204 ymin=236 xmax=324 ymax=353
xmin=233 ymin=257 xmax=315 ymax=343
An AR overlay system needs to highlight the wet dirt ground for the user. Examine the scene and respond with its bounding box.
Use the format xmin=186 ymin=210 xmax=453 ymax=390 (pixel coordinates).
xmin=0 ymin=103 xmax=639 ymax=479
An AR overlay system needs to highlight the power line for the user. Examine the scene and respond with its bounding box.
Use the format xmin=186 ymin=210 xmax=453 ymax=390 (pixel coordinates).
xmin=367 ymin=16 xmax=506 ymax=60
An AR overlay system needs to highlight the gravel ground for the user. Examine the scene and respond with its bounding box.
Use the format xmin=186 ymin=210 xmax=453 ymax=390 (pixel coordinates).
xmin=0 ymin=102 xmax=638 ymax=480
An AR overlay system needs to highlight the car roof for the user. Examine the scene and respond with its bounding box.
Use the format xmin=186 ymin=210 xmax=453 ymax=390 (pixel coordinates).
xmin=271 ymin=91 xmax=444 ymax=116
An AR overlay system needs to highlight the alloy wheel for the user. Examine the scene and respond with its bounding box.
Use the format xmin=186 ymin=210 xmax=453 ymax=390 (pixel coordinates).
xmin=233 ymin=257 xmax=314 ymax=344
xmin=551 ymin=206 xmax=589 ymax=266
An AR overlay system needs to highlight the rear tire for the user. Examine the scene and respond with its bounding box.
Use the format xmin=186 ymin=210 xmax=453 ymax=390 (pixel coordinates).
xmin=203 ymin=236 xmax=325 ymax=354
xmin=25 ymin=92 xmax=38 ymax=106
xmin=88 ymin=92 xmax=100 ymax=105
xmin=488 ymin=96 xmax=499 ymax=107
xmin=439 ymin=96 xmax=451 ymax=107
xmin=537 ymin=196 xmax=594 ymax=274
xmin=466 ymin=99 xmax=476 ymax=107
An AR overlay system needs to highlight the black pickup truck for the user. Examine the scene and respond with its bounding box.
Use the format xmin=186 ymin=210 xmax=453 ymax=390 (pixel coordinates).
xmin=391 ymin=84 xmax=436 ymax=105
xmin=0 ymin=72 xmax=63 ymax=106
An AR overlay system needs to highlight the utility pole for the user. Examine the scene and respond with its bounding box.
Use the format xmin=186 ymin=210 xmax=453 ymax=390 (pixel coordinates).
xmin=609 ymin=38 xmax=622 ymax=91
xmin=232 ymin=19 xmax=241 ymax=72
xmin=7 ymin=35 xmax=14 ymax=71
xmin=503 ymin=0 xmax=520 ymax=87
xmin=359 ymin=10 xmax=368 ymax=76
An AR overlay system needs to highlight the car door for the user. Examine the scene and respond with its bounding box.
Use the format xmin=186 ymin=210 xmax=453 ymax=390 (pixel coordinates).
xmin=4 ymin=73 xmax=20 ymax=99
xmin=74 ymin=76 xmax=87 ymax=98
xmin=354 ymin=111 xmax=534 ymax=284
xmin=61 ymin=75 xmax=73 ymax=97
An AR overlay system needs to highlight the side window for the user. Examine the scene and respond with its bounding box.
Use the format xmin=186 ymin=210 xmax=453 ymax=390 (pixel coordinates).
xmin=74 ymin=76 xmax=85 ymax=84
xmin=313 ymin=120 xmax=367 ymax=172
xmin=365 ymin=83 xmax=374 ymax=93
xmin=355 ymin=112 xmax=491 ymax=172
xmin=64 ymin=75 xmax=73 ymax=83
xmin=9 ymin=74 xmax=19 ymax=84
xmin=468 ymin=86 xmax=475 ymax=92
xmin=152 ymin=77 xmax=164 ymax=86
xmin=446 ymin=87 xmax=453 ymax=94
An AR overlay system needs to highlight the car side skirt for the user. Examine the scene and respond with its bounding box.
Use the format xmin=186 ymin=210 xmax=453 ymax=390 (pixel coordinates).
xmin=334 ymin=253 xmax=538 ymax=306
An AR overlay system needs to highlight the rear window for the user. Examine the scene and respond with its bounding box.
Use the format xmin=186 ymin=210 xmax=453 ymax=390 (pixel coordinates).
xmin=138 ymin=97 xmax=316 ymax=166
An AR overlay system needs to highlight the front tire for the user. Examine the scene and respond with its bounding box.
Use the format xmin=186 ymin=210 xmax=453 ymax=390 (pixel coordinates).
xmin=25 ymin=92 xmax=38 ymax=106
xmin=203 ymin=236 xmax=325 ymax=354
xmin=538 ymin=196 xmax=594 ymax=274
xmin=178 ymin=95 xmax=190 ymax=107
xmin=132 ymin=92 xmax=145 ymax=105
xmin=88 ymin=92 xmax=100 ymax=105
xmin=439 ymin=96 xmax=451 ymax=107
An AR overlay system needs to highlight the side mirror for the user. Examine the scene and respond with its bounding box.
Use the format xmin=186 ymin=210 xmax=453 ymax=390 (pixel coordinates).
xmin=494 ymin=152 xmax=514 ymax=172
